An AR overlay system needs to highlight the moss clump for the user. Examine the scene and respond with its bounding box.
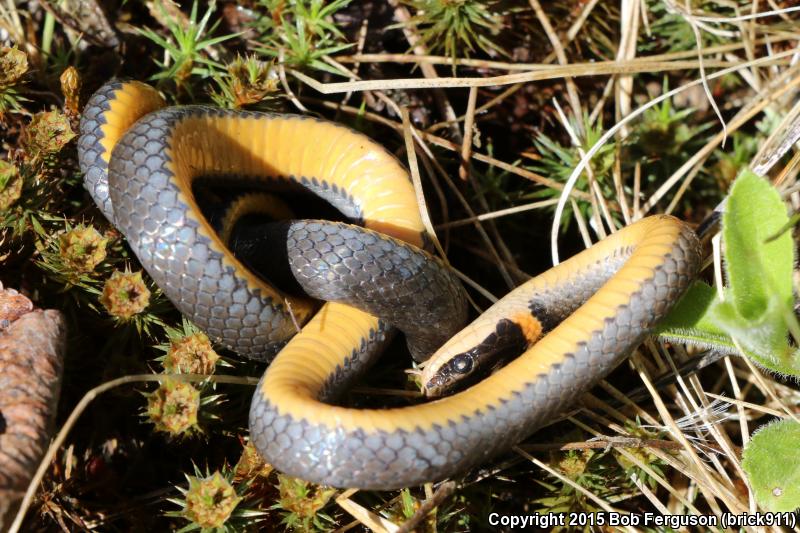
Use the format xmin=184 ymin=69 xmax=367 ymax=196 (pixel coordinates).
xmin=0 ymin=46 xmax=27 ymax=85
xmin=234 ymin=441 xmax=273 ymax=481
xmin=401 ymin=0 xmax=505 ymax=65
xmin=21 ymin=110 xmax=75 ymax=165
xmin=58 ymin=225 xmax=108 ymax=274
xmin=0 ymin=160 xmax=22 ymax=210
xmin=273 ymin=475 xmax=336 ymax=531
xmin=146 ymin=378 xmax=201 ymax=436
xmin=0 ymin=46 xmax=28 ymax=118
xmin=211 ymin=55 xmax=279 ymax=109
xmin=558 ymin=450 xmax=591 ymax=478
xmin=163 ymin=331 xmax=220 ymax=374
xmin=183 ymin=471 xmax=243 ymax=528
xmin=100 ymin=270 xmax=151 ymax=319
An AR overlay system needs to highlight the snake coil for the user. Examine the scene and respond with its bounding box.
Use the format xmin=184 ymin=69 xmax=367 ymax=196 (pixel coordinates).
xmin=79 ymin=80 xmax=700 ymax=490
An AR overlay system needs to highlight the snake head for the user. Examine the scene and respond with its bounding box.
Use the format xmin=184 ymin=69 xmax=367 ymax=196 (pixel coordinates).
xmin=422 ymin=351 xmax=478 ymax=397
xmin=422 ymin=317 xmax=534 ymax=397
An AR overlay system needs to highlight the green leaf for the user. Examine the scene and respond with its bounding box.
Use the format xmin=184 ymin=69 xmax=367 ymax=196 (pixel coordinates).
xmin=723 ymin=169 xmax=793 ymax=320
xmin=656 ymin=281 xmax=720 ymax=335
xmin=702 ymin=169 xmax=800 ymax=375
xmin=30 ymin=214 xmax=46 ymax=237
xmin=656 ymin=169 xmax=800 ymax=376
xmin=707 ymin=298 xmax=800 ymax=375
xmin=654 ymin=281 xmax=769 ymax=364
xmin=742 ymin=419 xmax=800 ymax=512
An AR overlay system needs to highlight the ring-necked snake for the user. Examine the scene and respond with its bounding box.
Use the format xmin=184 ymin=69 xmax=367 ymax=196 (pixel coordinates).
xmin=78 ymin=80 xmax=701 ymax=490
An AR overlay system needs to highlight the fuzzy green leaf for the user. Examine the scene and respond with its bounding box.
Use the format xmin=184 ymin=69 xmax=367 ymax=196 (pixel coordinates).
xmin=656 ymin=281 xmax=735 ymax=351
xmin=707 ymin=169 xmax=800 ymax=375
xmin=742 ymin=419 xmax=800 ymax=512
xmin=656 ymin=169 xmax=800 ymax=374
xmin=656 ymin=281 xmax=800 ymax=374
xmin=723 ymin=170 xmax=793 ymax=320
xmin=656 ymin=281 xmax=719 ymax=334
xmin=708 ymin=298 xmax=800 ymax=375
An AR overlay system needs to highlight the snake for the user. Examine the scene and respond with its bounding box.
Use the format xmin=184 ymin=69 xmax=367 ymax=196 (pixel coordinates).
xmin=78 ymin=80 xmax=701 ymax=490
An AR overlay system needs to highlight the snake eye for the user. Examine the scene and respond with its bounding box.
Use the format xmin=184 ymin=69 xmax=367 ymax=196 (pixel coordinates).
xmin=451 ymin=354 xmax=474 ymax=374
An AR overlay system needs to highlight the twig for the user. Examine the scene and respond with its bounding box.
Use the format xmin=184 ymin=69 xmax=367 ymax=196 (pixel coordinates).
xmin=434 ymin=199 xmax=559 ymax=230
xmin=290 ymin=57 xmax=780 ymax=94
xmin=458 ymin=87 xmax=477 ymax=181
xmin=332 ymin=35 xmax=798 ymax=71
xmin=519 ymin=436 xmax=732 ymax=454
xmin=395 ymin=482 xmax=456 ymax=533
xmin=428 ymin=83 xmax=522 ymax=133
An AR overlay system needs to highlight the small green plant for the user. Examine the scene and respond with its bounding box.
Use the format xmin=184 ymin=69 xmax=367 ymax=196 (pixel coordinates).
xmin=534 ymin=448 xmax=626 ymax=530
xmin=209 ymin=55 xmax=280 ymax=109
xmin=399 ymin=0 xmax=505 ymax=66
xmin=154 ymin=318 xmax=235 ymax=374
xmin=642 ymin=2 xmax=730 ymax=53
xmin=472 ymin=141 xmax=516 ymax=207
xmin=271 ymin=474 xmax=337 ymax=531
xmin=0 ymin=46 xmax=28 ymax=118
xmin=255 ymin=0 xmax=353 ymax=76
xmin=95 ymin=267 xmax=175 ymax=339
xmin=380 ymin=486 xmax=474 ymax=530
xmin=58 ymin=224 xmax=108 ymax=274
xmin=168 ymin=464 xmax=267 ymax=531
xmin=36 ymin=221 xmax=113 ymax=291
xmin=657 ymin=170 xmax=800 ymax=376
xmin=1 ymin=109 xmax=76 ymax=240
xmin=234 ymin=440 xmax=273 ymax=482
xmin=162 ymin=331 xmax=220 ymax=375
xmin=631 ymin=90 xmax=710 ymax=160
xmin=138 ymin=0 xmax=240 ymax=95
xmin=628 ymin=84 xmax=714 ymax=207
xmin=0 ymin=159 xmax=22 ymax=210
xmin=146 ymin=378 xmax=201 ymax=437
xmin=613 ymin=419 xmax=668 ymax=491
xmin=741 ymin=419 xmax=800 ymax=512
xmin=21 ymin=109 xmax=76 ymax=168
xmin=100 ymin=269 xmax=152 ymax=320
xmin=526 ymin=112 xmax=617 ymax=231
xmin=708 ymin=131 xmax=760 ymax=189
xmin=40 ymin=31 xmax=82 ymax=81
xmin=381 ymin=488 xmax=428 ymax=526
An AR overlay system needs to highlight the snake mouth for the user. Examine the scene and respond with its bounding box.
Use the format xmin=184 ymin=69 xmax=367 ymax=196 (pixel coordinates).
xmin=423 ymin=317 xmax=531 ymax=397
